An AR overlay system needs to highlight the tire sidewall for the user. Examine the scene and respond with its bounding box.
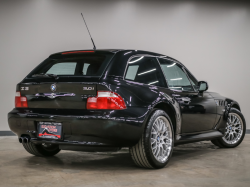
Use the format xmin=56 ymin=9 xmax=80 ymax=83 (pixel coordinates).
xmin=144 ymin=109 xmax=174 ymax=168
xmin=23 ymin=142 xmax=60 ymax=157
xmin=37 ymin=144 xmax=60 ymax=156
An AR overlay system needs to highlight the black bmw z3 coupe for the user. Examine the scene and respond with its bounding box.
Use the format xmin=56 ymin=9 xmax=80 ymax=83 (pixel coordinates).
xmin=8 ymin=49 xmax=246 ymax=169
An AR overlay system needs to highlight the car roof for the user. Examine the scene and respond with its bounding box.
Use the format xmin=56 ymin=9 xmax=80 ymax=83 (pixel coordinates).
xmin=49 ymin=49 xmax=166 ymax=57
xmin=48 ymin=48 xmax=182 ymax=67
xmin=47 ymin=48 xmax=191 ymax=79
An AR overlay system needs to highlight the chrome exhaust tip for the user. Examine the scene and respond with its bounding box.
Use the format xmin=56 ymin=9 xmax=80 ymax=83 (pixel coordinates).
xmin=23 ymin=137 xmax=30 ymax=143
xmin=18 ymin=137 xmax=23 ymax=143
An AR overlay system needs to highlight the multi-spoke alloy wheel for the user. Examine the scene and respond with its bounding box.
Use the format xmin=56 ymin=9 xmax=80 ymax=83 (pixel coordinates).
xmin=223 ymin=113 xmax=243 ymax=144
xmin=151 ymin=116 xmax=172 ymax=163
xmin=211 ymin=108 xmax=246 ymax=148
xmin=129 ymin=110 xmax=174 ymax=169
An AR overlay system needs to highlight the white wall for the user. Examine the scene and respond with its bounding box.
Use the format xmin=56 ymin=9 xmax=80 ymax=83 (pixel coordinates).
xmin=0 ymin=0 xmax=250 ymax=130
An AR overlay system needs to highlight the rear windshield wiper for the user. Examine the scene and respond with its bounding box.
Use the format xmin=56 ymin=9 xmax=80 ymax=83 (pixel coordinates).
xmin=32 ymin=73 xmax=58 ymax=79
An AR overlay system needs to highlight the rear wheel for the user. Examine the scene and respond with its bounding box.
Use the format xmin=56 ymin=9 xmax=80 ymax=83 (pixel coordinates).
xmin=211 ymin=108 xmax=246 ymax=148
xmin=129 ymin=110 xmax=174 ymax=169
xmin=23 ymin=142 xmax=61 ymax=157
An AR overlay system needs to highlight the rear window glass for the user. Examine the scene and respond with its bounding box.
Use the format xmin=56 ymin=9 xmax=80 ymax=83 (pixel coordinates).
xmin=46 ymin=62 xmax=77 ymax=75
xmin=28 ymin=54 xmax=113 ymax=77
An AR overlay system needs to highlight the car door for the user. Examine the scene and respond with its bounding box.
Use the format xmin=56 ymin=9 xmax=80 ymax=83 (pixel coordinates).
xmin=158 ymin=57 xmax=217 ymax=133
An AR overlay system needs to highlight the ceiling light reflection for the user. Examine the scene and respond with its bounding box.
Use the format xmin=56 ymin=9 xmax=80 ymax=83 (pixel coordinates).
xmin=124 ymin=51 xmax=132 ymax=55
xmin=148 ymin=81 xmax=159 ymax=85
xmin=167 ymin=63 xmax=176 ymax=67
xmin=129 ymin=56 xmax=144 ymax=64
xmin=138 ymin=68 xmax=156 ymax=76
xmin=170 ymin=78 xmax=182 ymax=81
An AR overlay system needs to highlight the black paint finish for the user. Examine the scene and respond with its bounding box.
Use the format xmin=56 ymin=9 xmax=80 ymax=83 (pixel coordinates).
xmin=8 ymin=49 xmax=243 ymax=149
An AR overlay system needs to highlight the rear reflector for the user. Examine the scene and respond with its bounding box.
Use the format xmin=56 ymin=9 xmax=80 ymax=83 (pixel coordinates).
xmin=87 ymin=91 xmax=126 ymax=110
xmin=62 ymin=51 xmax=94 ymax=55
xmin=15 ymin=91 xmax=28 ymax=108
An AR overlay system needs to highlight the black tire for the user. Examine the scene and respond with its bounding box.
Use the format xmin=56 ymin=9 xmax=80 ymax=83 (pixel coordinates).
xmin=211 ymin=139 xmax=220 ymax=147
xmin=23 ymin=142 xmax=61 ymax=157
xmin=129 ymin=109 xmax=174 ymax=169
xmin=211 ymin=108 xmax=246 ymax=148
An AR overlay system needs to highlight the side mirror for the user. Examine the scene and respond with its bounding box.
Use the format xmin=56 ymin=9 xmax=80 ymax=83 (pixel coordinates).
xmin=198 ymin=81 xmax=208 ymax=92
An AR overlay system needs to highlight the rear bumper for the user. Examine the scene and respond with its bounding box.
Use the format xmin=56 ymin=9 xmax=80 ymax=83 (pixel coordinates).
xmin=8 ymin=108 xmax=149 ymax=147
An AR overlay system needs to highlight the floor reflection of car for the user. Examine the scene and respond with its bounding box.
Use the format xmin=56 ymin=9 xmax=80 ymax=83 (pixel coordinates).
xmin=8 ymin=49 xmax=246 ymax=169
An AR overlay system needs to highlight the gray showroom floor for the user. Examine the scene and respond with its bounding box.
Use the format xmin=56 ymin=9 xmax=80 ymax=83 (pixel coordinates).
xmin=0 ymin=136 xmax=250 ymax=187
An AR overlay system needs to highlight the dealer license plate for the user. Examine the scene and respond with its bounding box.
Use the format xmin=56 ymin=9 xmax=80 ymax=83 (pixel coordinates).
xmin=37 ymin=122 xmax=62 ymax=140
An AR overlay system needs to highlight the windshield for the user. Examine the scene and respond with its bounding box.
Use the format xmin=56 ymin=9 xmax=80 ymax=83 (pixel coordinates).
xmin=27 ymin=53 xmax=114 ymax=78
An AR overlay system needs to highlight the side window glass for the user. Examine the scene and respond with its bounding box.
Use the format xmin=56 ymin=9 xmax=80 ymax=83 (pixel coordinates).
xmin=125 ymin=56 xmax=166 ymax=87
xmin=158 ymin=58 xmax=194 ymax=91
xmin=46 ymin=62 xmax=77 ymax=75
xmin=185 ymin=70 xmax=199 ymax=91
xmin=125 ymin=65 xmax=139 ymax=80
xmin=82 ymin=63 xmax=90 ymax=75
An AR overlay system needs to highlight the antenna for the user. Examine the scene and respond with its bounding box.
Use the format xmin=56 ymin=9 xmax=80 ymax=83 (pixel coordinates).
xmin=81 ymin=13 xmax=96 ymax=50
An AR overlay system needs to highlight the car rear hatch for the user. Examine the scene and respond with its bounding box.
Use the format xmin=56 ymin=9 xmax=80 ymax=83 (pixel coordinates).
xmin=18 ymin=82 xmax=98 ymax=109
xmin=18 ymin=51 xmax=114 ymax=109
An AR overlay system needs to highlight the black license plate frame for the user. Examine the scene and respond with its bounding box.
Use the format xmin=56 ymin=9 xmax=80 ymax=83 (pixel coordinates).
xmin=37 ymin=122 xmax=63 ymax=140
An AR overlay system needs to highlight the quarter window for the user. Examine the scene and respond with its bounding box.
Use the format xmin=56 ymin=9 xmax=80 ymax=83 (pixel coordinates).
xmin=82 ymin=63 xmax=90 ymax=75
xmin=125 ymin=56 xmax=166 ymax=87
xmin=158 ymin=58 xmax=194 ymax=91
xmin=125 ymin=65 xmax=139 ymax=80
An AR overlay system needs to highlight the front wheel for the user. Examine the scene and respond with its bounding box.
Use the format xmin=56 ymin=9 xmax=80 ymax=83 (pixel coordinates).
xmin=211 ymin=108 xmax=246 ymax=148
xmin=129 ymin=110 xmax=174 ymax=169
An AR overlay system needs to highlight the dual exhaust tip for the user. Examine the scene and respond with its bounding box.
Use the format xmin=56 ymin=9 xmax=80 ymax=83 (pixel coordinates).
xmin=19 ymin=137 xmax=30 ymax=143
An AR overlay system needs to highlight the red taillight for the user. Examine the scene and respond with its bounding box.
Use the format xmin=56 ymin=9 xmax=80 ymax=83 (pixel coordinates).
xmin=15 ymin=92 xmax=28 ymax=108
xmin=87 ymin=91 xmax=126 ymax=110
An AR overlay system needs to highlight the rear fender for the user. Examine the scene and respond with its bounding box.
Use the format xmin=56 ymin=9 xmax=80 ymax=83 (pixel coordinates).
xmin=140 ymin=94 xmax=181 ymax=140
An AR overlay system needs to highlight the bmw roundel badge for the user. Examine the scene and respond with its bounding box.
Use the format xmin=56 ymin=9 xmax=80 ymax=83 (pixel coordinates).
xmin=51 ymin=84 xmax=56 ymax=92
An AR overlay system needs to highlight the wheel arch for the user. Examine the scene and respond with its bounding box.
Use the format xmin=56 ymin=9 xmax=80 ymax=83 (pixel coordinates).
xmin=231 ymin=103 xmax=241 ymax=111
xmin=153 ymin=102 xmax=177 ymax=135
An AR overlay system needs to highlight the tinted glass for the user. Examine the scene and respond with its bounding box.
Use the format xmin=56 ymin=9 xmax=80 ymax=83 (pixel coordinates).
xmin=46 ymin=62 xmax=77 ymax=75
xmin=158 ymin=58 xmax=194 ymax=91
xmin=125 ymin=56 xmax=166 ymax=87
xmin=28 ymin=54 xmax=113 ymax=77
xmin=185 ymin=69 xmax=199 ymax=91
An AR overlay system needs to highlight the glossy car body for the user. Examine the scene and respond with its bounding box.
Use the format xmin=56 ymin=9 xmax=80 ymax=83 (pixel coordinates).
xmin=8 ymin=49 xmax=241 ymax=152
